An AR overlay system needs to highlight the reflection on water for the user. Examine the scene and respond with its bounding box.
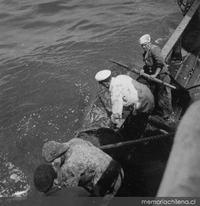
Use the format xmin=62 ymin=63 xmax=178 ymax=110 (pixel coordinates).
xmin=0 ymin=0 xmax=182 ymax=199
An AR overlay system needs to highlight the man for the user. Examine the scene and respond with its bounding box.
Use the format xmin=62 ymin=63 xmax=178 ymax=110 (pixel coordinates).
xmin=33 ymin=163 xmax=91 ymax=206
xmin=138 ymin=34 xmax=173 ymax=120
xmin=95 ymin=70 xmax=154 ymax=128
xmin=34 ymin=138 xmax=124 ymax=201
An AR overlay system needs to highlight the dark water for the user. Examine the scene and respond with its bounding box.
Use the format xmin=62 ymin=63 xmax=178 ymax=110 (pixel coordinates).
xmin=0 ymin=0 xmax=182 ymax=200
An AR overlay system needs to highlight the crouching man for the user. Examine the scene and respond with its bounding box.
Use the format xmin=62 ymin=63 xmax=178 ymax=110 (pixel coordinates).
xmin=33 ymin=138 xmax=124 ymax=203
xmin=95 ymin=70 xmax=154 ymax=127
xmin=95 ymin=70 xmax=154 ymax=139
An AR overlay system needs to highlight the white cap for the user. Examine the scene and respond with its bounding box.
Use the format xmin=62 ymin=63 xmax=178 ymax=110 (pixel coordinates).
xmin=139 ymin=34 xmax=151 ymax=45
xmin=95 ymin=70 xmax=111 ymax=82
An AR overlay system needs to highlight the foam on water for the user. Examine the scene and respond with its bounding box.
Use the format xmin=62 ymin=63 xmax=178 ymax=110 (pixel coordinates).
xmin=0 ymin=162 xmax=30 ymax=197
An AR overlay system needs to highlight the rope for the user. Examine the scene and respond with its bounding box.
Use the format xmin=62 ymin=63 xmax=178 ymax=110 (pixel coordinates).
xmin=99 ymin=133 xmax=175 ymax=150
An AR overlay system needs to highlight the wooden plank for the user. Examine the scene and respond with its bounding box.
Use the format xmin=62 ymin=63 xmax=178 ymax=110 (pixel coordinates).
xmin=162 ymin=0 xmax=200 ymax=61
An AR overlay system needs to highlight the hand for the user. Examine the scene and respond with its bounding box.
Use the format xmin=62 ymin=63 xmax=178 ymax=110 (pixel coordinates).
xmin=150 ymin=68 xmax=161 ymax=79
xmin=150 ymin=74 xmax=157 ymax=79
xmin=52 ymin=157 xmax=62 ymax=169
xmin=111 ymin=114 xmax=121 ymax=125
xmin=139 ymin=69 xmax=144 ymax=76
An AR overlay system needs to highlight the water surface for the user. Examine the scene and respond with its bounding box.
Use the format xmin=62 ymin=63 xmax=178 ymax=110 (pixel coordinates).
xmin=0 ymin=0 xmax=182 ymax=200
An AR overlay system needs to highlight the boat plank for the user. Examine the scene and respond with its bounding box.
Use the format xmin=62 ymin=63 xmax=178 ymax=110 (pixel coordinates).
xmin=162 ymin=0 xmax=200 ymax=61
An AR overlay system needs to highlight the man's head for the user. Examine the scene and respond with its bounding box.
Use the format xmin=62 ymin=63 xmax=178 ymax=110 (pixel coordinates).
xmin=33 ymin=163 xmax=57 ymax=193
xmin=139 ymin=34 xmax=151 ymax=51
xmin=95 ymin=70 xmax=111 ymax=88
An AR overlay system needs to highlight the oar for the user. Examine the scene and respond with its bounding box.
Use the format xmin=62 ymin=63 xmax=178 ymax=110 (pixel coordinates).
xmin=109 ymin=59 xmax=177 ymax=90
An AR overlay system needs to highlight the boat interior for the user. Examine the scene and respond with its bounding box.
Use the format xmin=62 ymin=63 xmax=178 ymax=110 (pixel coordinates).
xmin=79 ymin=0 xmax=200 ymax=199
xmin=113 ymin=0 xmax=200 ymax=197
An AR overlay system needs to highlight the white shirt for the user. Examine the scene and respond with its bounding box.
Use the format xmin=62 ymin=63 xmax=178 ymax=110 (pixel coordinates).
xmin=109 ymin=75 xmax=139 ymax=119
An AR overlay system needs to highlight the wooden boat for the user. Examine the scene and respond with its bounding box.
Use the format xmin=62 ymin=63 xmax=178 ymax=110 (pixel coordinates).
xmin=163 ymin=0 xmax=200 ymax=102
xmin=75 ymin=0 xmax=200 ymax=197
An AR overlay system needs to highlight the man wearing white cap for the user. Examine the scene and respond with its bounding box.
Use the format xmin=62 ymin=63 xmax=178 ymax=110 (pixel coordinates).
xmin=95 ymin=70 xmax=154 ymax=127
xmin=138 ymin=34 xmax=173 ymax=120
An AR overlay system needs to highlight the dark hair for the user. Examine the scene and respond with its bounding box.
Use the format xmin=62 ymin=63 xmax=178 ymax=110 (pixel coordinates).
xmin=33 ymin=163 xmax=57 ymax=193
